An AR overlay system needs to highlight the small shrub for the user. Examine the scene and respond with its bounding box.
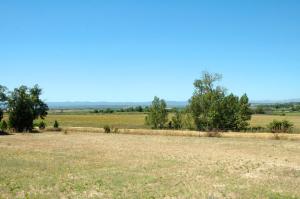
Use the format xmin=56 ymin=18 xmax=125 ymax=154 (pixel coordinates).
xmin=0 ymin=120 xmax=8 ymax=131
xmin=104 ymin=125 xmax=111 ymax=133
xmin=63 ymin=130 xmax=68 ymax=135
xmin=268 ymin=120 xmax=293 ymax=133
xmin=53 ymin=120 xmax=59 ymax=128
xmin=38 ymin=121 xmax=46 ymax=130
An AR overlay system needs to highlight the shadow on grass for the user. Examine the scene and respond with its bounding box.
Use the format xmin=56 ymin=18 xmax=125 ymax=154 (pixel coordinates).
xmin=0 ymin=130 xmax=11 ymax=136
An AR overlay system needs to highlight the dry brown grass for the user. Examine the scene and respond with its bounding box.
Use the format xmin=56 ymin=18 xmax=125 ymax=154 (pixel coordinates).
xmin=0 ymin=132 xmax=299 ymax=198
xmin=64 ymin=127 xmax=300 ymax=141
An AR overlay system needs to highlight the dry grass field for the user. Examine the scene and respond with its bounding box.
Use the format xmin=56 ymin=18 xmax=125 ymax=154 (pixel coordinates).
xmin=0 ymin=132 xmax=299 ymax=198
xmin=41 ymin=113 xmax=300 ymax=132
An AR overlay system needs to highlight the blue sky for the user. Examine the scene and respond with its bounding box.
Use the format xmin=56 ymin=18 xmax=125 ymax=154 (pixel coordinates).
xmin=1 ymin=0 xmax=300 ymax=102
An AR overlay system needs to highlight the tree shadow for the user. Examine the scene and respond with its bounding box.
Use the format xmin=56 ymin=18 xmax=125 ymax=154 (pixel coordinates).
xmin=0 ymin=131 xmax=11 ymax=136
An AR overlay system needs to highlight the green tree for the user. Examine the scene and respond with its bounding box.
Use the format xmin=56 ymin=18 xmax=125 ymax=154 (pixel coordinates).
xmin=189 ymin=72 xmax=252 ymax=131
xmin=237 ymin=94 xmax=252 ymax=130
xmin=145 ymin=96 xmax=168 ymax=129
xmin=7 ymin=85 xmax=49 ymax=132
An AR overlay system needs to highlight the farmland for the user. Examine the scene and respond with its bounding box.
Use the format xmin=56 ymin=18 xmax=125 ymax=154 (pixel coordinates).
xmin=40 ymin=112 xmax=300 ymax=132
xmin=0 ymin=132 xmax=299 ymax=198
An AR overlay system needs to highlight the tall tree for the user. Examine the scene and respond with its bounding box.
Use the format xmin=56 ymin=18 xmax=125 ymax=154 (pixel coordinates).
xmin=145 ymin=96 xmax=168 ymax=129
xmin=189 ymin=72 xmax=252 ymax=131
xmin=7 ymin=85 xmax=48 ymax=132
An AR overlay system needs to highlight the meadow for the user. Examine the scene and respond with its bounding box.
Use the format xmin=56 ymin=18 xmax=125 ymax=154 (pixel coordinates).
xmin=42 ymin=112 xmax=300 ymax=132
xmin=0 ymin=132 xmax=299 ymax=198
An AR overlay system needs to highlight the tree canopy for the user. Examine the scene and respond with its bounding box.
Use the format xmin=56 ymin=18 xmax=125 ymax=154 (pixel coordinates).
xmin=145 ymin=96 xmax=168 ymax=129
xmin=189 ymin=72 xmax=252 ymax=131
xmin=0 ymin=84 xmax=49 ymax=132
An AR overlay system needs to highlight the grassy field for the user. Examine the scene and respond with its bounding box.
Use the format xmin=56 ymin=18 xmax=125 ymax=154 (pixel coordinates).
xmin=0 ymin=132 xmax=299 ymax=198
xmin=40 ymin=113 xmax=300 ymax=132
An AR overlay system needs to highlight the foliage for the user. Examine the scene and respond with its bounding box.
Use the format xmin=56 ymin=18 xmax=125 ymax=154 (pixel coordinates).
xmin=54 ymin=120 xmax=59 ymax=128
xmin=104 ymin=125 xmax=111 ymax=133
xmin=182 ymin=111 xmax=195 ymax=130
xmin=145 ymin=96 xmax=168 ymax=129
xmin=172 ymin=109 xmax=183 ymax=129
xmin=268 ymin=120 xmax=294 ymax=133
xmin=0 ymin=120 xmax=8 ymax=131
xmin=253 ymin=106 xmax=266 ymax=114
xmin=6 ymin=85 xmax=49 ymax=132
xmin=0 ymin=85 xmax=8 ymax=123
xmin=38 ymin=121 xmax=46 ymax=130
xmin=189 ymin=72 xmax=252 ymax=131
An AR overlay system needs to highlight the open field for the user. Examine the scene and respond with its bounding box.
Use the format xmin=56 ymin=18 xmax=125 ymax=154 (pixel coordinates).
xmin=37 ymin=113 xmax=300 ymax=132
xmin=0 ymin=132 xmax=299 ymax=198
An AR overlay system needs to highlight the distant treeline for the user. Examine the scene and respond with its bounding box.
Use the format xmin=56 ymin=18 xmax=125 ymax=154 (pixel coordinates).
xmin=91 ymin=106 xmax=183 ymax=114
xmin=252 ymin=103 xmax=300 ymax=114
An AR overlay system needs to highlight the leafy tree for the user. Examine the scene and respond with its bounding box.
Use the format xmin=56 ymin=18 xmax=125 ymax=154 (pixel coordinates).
xmin=237 ymin=94 xmax=252 ymax=130
xmin=145 ymin=96 xmax=168 ymax=129
xmin=7 ymin=85 xmax=48 ymax=132
xmin=172 ymin=109 xmax=183 ymax=129
xmin=189 ymin=72 xmax=252 ymax=131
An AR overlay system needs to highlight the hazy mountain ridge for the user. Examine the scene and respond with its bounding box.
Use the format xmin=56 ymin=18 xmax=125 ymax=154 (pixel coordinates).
xmin=47 ymin=99 xmax=300 ymax=109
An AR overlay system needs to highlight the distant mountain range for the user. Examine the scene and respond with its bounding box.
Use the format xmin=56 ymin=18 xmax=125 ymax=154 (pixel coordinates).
xmin=47 ymin=101 xmax=188 ymax=109
xmin=47 ymin=99 xmax=300 ymax=109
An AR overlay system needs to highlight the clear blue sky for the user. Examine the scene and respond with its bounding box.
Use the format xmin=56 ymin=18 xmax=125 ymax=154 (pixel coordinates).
xmin=1 ymin=0 xmax=300 ymax=102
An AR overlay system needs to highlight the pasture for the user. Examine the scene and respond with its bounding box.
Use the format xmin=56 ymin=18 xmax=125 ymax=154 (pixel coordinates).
xmin=0 ymin=132 xmax=299 ymax=198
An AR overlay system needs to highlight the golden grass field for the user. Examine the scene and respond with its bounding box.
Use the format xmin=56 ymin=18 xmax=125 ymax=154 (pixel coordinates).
xmin=0 ymin=132 xmax=299 ymax=198
xmin=41 ymin=113 xmax=300 ymax=132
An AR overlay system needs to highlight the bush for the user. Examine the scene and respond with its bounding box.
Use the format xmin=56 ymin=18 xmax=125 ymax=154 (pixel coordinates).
xmin=268 ymin=120 xmax=293 ymax=133
xmin=104 ymin=125 xmax=111 ymax=133
xmin=53 ymin=120 xmax=59 ymax=128
xmin=38 ymin=121 xmax=46 ymax=130
xmin=0 ymin=120 xmax=8 ymax=131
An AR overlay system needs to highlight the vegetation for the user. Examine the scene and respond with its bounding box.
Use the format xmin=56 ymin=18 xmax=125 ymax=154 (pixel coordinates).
xmin=38 ymin=120 xmax=46 ymax=130
xmin=252 ymin=102 xmax=300 ymax=115
xmin=92 ymin=106 xmax=149 ymax=114
xmin=53 ymin=120 xmax=59 ymax=128
xmin=268 ymin=120 xmax=294 ymax=133
xmin=103 ymin=125 xmax=111 ymax=133
xmin=0 ymin=120 xmax=8 ymax=131
xmin=189 ymin=72 xmax=252 ymax=131
xmin=171 ymin=109 xmax=183 ymax=129
xmin=145 ymin=97 xmax=168 ymax=129
xmin=0 ymin=85 xmax=49 ymax=132
xmin=0 ymin=85 xmax=7 ymax=128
